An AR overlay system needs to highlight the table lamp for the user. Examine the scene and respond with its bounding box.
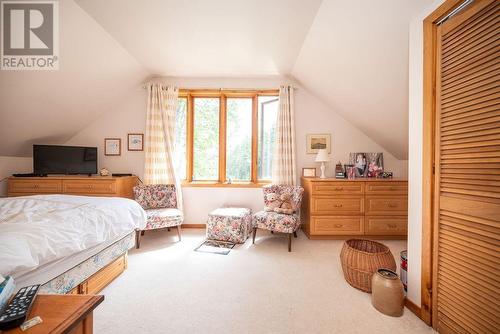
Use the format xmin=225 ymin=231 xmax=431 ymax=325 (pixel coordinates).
xmin=315 ymin=149 xmax=330 ymax=179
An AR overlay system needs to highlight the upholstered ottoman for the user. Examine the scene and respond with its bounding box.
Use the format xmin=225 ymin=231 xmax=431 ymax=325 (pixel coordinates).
xmin=207 ymin=207 xmax=252 ymax=243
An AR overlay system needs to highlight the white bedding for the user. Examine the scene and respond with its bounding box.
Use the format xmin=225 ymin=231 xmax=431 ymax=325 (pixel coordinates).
xmin=0 ymin=195 xmax=147 ymax=277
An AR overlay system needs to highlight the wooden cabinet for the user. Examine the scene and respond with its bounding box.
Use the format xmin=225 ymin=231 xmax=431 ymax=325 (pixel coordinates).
xmin=7 ymin=176 xmax=139 ymax=198
xmin=301 ymin=178 xmax=408 ymax=239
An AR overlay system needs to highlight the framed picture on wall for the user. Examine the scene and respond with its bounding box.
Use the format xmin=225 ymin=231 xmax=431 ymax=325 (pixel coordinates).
xmin=104 ymin=138 xmax=121 ymax=156
xmin=306 ymin=133 xmax=331 ymax=154
xmin=128 ymin=133 xmax=144 ymax=151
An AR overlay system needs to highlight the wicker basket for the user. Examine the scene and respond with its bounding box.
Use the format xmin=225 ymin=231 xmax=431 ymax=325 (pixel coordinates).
xmin=340 ymin=239 xmax=397 ymax=292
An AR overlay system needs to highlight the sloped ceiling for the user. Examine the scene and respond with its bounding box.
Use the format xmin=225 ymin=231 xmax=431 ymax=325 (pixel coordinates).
xmin=1 ymin=0 xmax=434 ymax=158
xmin=0 ymin=0 xmax=146 ymax=157
xmin=74 ymin=0 xmax=323 ymax=76
xmin=292 ymin=0 xmax=434 ymax=159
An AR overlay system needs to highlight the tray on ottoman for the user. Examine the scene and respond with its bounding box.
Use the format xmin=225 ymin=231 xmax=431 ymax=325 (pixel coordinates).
xmin=207 ymin=207 xmax=252 ymax=244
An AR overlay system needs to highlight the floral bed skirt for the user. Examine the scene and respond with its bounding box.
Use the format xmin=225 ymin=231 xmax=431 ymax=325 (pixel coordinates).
xmin=39 ymin=232 xmax=135 ymax=294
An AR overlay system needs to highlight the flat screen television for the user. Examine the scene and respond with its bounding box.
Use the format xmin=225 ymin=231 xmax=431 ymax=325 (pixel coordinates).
xmin=33 ymin=145 xmax=98 ymax=176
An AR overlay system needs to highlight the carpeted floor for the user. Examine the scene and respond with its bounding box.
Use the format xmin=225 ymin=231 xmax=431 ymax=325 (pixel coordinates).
xmin=95 ymin=229 xmax=435 ymax=334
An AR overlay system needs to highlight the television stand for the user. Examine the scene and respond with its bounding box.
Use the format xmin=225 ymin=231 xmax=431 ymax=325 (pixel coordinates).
xmin=7 ymin=175 xmax=139 ymax=198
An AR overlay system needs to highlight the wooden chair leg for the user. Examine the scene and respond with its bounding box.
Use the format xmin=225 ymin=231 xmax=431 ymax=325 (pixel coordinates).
xmin=135 ymin=229 xmax=141 ymax=249
xmin=252 ymin=227 xmax=257 ymax=244
xmin=288 ymin=233 xmax=292 ymax=252
xmin=176 ymin=225 xmax=182 ymax=241
xmin=293 ymin=231 xmax=297 ymax=238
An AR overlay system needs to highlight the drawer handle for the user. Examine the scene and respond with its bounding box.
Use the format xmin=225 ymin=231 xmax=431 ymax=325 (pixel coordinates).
xmin=334 ymin=224 xmax=343 ymax=228
xmin=333 ymin=204 xmax=343 ymax=208
xmin=387 ymin=203 xmax=397 ymax=208
xmin=87 ymin=185 xmax=93 ymax=189
xmin=387 ymin=224 xmax=397 ymax=228
xmin=33 ymin=184 xmax=39 ymax=189
xmin=335 ymin=187 xmax=343 ymax=191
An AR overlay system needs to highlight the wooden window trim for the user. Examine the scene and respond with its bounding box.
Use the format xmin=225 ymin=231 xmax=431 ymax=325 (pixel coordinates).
xmin=179 ymin=89 xmax=278 ymax=187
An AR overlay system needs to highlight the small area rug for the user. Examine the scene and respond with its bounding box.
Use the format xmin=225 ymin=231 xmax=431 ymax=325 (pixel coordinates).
xmin=194 ymin=240 xmax=235 ymax=255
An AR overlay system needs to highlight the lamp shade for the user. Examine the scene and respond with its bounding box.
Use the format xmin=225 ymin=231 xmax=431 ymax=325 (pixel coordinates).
xmin=315 ymin=149 xmax=330 ymax=162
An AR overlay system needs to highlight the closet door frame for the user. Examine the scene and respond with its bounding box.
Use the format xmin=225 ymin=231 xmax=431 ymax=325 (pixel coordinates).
xmin=421 ymin=0 xmax=497 ymax=328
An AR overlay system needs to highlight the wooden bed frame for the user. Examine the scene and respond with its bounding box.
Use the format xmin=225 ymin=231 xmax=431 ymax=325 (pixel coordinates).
xmin=67 ymin=253 xmax=127 ymax=295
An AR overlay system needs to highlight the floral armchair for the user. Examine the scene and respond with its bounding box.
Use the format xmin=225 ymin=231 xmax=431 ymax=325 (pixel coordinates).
xmin=133 ymin=184 xmax=183 ymax=248
xmin=252 ymin=184 xmax=304 ymax=252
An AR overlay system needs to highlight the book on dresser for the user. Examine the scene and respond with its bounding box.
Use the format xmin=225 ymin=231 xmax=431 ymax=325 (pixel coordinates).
xmin=300 ymin=178 xmax=408 ymax=239
xmin=7 ymin=176 xmax=139 ymax=199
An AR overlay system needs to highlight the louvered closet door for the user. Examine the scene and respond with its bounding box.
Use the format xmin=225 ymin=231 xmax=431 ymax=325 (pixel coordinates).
xmin=434 ymin=1 xmax=500 ymax=333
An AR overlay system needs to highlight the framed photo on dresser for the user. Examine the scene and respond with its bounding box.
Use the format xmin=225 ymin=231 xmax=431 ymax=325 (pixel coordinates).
xmin=302 ymin=167 xmax=317 ymax=178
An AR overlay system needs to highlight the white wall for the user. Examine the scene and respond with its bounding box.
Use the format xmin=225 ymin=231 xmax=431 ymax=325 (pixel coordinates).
xmin=407 ymin=0 xmax=445 ymax=307
xmin=66 ymin=76 xmax=407 ymax=226
xmin=0 ymin=156 xmax=33 ymax=197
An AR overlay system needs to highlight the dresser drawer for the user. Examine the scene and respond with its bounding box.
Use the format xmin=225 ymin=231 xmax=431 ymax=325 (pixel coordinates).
xmin=8 ymin=179 xmax=62 ymax=194
xmin=365 ymin=182 xmax=407 ymax=195
xmin=62 ymin=180 xmax=117 ymax=195
xmin=365 ymin=216 xmax=407 ymax=235
xmin=311 ymin=216 xmax=364 ymax=235
xmin=312 ymin=182 xmax=364 ymax=196
xmin=311 ymin=197 xmax=364 ymax=215
xmin=365 ymin=196 xmax=407 ymax=215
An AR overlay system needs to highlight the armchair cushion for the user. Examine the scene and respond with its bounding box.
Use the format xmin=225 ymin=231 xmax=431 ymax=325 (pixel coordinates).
xmin=253 ymin=210 xmax=300 ymax=234
xmin=262 ymin=184 xmax=304 ymax=213
xmin=133 ymin=184 xmax=177 ymax=209
xmin=145 ymin=208 xmax=183 ymax=230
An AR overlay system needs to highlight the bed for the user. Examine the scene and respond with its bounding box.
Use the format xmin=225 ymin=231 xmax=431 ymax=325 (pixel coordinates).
xmin=0 ymin=195 xmax=147 ymax=294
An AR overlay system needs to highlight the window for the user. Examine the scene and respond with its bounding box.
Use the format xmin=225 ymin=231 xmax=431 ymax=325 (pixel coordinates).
xmin=193 ymin=98 xmax=219 ymax=181
xmin=175 ymin=89 xmax=279 ymax=186
xmin=174 ymin=97 xmax=187 ymax=180
xmin=226 ymin=98 xmax=252 ymax=181
xmin=258 ymin=96 xmax=279 ymax=180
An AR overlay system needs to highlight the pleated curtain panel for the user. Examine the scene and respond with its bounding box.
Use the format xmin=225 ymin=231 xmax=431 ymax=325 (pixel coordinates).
xmin=271 ymin=85 xmax=297 ymax=185
xmin=144 ymin=83 xmax=183 ymax=209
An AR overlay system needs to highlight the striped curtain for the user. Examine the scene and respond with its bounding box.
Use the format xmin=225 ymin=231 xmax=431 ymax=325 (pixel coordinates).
xmin=272 ymin=85 xmax=297 ymax=185
xmin=144 ymin=83 xmax=183 ymax=209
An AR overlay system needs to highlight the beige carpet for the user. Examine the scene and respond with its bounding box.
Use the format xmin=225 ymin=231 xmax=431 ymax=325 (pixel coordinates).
xmin=95 ymin=229 xmax=435 ymax=334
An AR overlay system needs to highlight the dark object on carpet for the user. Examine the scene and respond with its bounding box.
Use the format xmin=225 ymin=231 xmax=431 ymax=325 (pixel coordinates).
xmin=194 ymin=240 xmax=236 ymax=255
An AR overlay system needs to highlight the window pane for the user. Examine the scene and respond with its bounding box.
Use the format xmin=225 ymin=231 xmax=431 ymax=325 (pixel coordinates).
xmin=174 ymin=97 xmax=187 ymax=180
xmin=226 ymin=98 xmax=252 ymax=181
xmin=193 ymin=98 xmax=219 ymax=180
xmin=258 ymin=96 xmax=279 ymax=180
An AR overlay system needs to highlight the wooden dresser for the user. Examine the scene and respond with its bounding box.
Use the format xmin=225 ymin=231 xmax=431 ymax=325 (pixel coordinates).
xmin=301 ymin=178 xmax=408 ymax=239
xmin=7 ymin=176 xmax=139 ymax=198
